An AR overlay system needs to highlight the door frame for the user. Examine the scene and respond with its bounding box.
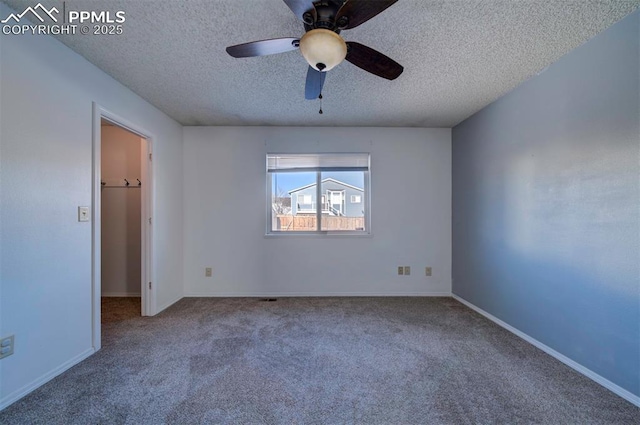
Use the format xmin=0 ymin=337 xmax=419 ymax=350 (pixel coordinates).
xmin=91 ymin=102 xmax=155 ymax=351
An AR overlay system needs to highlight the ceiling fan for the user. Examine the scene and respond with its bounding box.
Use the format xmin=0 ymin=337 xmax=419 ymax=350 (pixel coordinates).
xmin=226 ymin=0 xmax=404 ymax=101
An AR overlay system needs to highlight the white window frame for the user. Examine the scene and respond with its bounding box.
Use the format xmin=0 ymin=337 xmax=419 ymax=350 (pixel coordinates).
xmin=350 ymin=195 xmax=362 ymax=204
xmin=266 ymin=153 xmax=371 ymax=235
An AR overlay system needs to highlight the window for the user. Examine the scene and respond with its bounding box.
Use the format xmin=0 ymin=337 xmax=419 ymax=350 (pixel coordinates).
xmin=298 ymin=194 xmax=312 ymax=205
xmin=267 ymin=153 xmax=370 ymax=234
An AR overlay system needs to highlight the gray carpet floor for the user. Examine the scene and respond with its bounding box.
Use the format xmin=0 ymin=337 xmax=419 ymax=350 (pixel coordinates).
xmin=1 ymin=297 xmax=638 ymax=424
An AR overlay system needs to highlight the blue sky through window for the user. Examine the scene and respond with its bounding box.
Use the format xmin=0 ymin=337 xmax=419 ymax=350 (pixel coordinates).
xmin=272 ymin=171 xmax=364 ymax=197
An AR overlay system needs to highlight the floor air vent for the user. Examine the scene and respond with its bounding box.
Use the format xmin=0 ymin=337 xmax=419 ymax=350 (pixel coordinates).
xmin=261 ymin=298 xmax=278 ymax=302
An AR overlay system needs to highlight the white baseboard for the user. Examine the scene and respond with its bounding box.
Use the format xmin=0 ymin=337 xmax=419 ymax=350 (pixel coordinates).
xmin=184 ymin=291 xmax=453 ymax=297
xmin=0 ymin=348 xmax=95 ymax=411
xmin=101 ymin=292 xmax=141 ymax=297
xmin=452 ymin=294 xmax=640 ymax=407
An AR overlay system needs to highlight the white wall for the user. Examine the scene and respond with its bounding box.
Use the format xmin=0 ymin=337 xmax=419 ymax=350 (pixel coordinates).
xmin=183 ymin=127 xmax=451 ymax=296
xmin=0 ymin=3 xmax=184 ymax=409
xmin=101 ymin=125 xmax=142 ymax=297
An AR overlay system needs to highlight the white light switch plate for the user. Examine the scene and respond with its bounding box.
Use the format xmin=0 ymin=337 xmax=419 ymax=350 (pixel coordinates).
xmin=78 ymin=206 xmax=90 ymax=222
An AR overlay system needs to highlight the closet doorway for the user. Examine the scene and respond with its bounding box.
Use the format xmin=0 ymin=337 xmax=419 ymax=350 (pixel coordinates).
xmin=101 ymin=120 xmax=144 ymax=319
xmin=92 ymin=104 xmax=154 ymax=351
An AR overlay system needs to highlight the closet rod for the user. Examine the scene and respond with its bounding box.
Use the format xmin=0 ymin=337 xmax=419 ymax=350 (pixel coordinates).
xmin=101 ymin=179 xmax=142 ymax=188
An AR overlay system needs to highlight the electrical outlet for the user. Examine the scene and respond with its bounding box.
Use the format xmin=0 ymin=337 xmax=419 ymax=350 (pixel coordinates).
xmin=0 ymin=335 xmax=14 ymax=359
xmin=397 ymin=266 xmax=404 ymax=276
xmin=425 ymin=267 xmax=432 ymax=277
xmin=404 ymin=266 xmax=411 ymax=276
xmin=205 ymin=267 xmax=212 ymax=277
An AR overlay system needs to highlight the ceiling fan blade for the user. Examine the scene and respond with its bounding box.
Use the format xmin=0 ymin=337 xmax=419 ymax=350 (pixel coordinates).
xmin=226 ymin=38 xmax=300 ymax=58
xmin=282 ymin=0 xmax=316 ymax=22
xmin=345 ymin=42 xmax=403 ymax=80
xmin=337 ymin=0 xmax=399 ymax=29
xmin=305 ymin=66 xmax=326 ymax=100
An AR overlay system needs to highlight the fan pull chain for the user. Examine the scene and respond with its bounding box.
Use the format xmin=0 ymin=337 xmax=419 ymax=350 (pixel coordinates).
xmin=319 ymin=93 xmax=323 ymax=115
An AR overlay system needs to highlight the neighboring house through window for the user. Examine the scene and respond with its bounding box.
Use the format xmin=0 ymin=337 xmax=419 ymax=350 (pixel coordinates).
xmin=267 ymin=153 xmax=370 ymax=234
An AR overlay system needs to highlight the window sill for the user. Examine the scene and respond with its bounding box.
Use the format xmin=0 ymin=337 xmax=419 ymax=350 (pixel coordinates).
xmin=265 ymin=231 xmax=373 ymax=239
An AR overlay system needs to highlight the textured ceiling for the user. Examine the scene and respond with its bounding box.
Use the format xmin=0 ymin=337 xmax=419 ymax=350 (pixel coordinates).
xmin=3 ymin=0 xmax=638 ymax=127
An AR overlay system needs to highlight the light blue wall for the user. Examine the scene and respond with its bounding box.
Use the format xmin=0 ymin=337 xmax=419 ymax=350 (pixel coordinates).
xmin=0 ymin=2 xmax=184 ymax=408
xmin=452 ymin=10 xmax=639 ymax=397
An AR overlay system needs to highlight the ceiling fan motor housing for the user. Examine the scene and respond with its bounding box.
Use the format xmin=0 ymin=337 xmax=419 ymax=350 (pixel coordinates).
xmin=303 ymin=0 xmax=345 ymax=31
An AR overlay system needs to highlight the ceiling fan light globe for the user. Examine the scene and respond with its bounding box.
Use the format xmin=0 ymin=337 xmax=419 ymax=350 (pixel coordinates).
xmin=299 ymin=29 xmax=347 ymax=72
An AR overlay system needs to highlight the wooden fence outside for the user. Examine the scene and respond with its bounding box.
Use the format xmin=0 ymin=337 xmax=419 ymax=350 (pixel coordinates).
xmin=276 ymin=215 xmax=364 ymax=231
